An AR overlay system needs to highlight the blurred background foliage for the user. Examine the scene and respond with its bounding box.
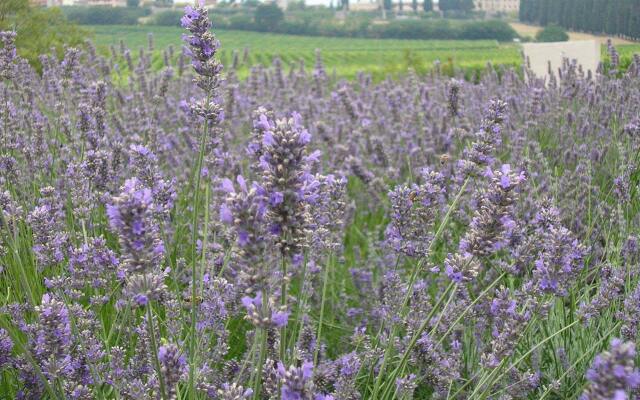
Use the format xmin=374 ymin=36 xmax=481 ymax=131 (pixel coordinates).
xmin=0 ymin=0 xmax=86 ymax=70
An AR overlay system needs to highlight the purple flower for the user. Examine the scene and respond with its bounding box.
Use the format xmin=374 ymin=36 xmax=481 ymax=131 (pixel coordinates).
xmin=578 ymin=264 xmax=627 ymax=324
xmin=530 ymin=224 xmax=587 ymax=297
xmin=386 ymin=169 xmax=446 ymax=257
xmin=158 ymin=343 xmax=188 ymax=399
xmin=108 ymin=178 xmax=164 ymax=274
xmin=271 ymin=310 xmax=290 ymax=328
xmin=412 ymin=332 xmax=460 ymax=396
xmin=241 ymin=293 xmax=262 ymax=310
xmin=219 ymin=203 xmax=233 ymax=224
xmin=107 ymin=178 xmax=168 ymax=307
xmin=133 ymin=293 xmax=148 ymax=306
xmin=181 ymin=0 xmax=223 ymax=112
xmin=180 ymin=5 xmax=202 ymax=30
xmin=34 ymin=294 xmax=71 ymax=359
xmin=0 ymin=328 xmax=13 ymax=368
xmin=460 ymin=98 xmax=508 ymax=174
xmin=277 ymin=361 xmax=314 ymax=400
xmin=221 ymin=178 xmax=235 ymax=194
xmin=0 ymin=31 xmax=17 ymax=80
xmin=581 ymin=339 xmax=640 ymax=399
xmin=269 ymin=191 xmax=284 ymax=206
xmin=218 ymin=382 xmax=253 ymax=399
xmin=257 ymin=112 xmax=318 ymax=257
xmin=458 ymin=164 xmax=525 ymax=260
xmin=27 ymin=187 xmax=68 ymax=270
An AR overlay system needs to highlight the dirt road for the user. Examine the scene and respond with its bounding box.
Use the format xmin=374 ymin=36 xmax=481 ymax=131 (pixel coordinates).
xmin=510 ymin=22 xmax=634 ymax=45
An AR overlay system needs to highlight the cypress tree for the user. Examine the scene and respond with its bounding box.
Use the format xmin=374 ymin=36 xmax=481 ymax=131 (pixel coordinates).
xmin=521 ymin=0 xmax=636 ymax=37
xmin=604 ymin=0 xmax=616 ymax=34
xmin=583 ymin=0 xmax=594 ymax=31
xmin=519 ymin=0 xmax=527 ymax=22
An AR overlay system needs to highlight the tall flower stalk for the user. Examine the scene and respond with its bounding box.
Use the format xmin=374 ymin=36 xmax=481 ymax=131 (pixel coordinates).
xmin=256 ymin=111 xmax=317 ymax=348
xmin=181 ymin=1 xmax=223 ymax=394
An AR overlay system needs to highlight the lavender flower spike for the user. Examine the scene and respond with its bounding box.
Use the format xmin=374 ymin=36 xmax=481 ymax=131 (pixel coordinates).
xmin=581 ymin=339 xmax=640 ymax=400
xmin=258 ymin=111 xmax=318 ymax=257
xmin=107 ymin=178 xmax=167 ymax=306
xmin=0 ymin=31 xmax=17 ymax=80
xmin=158 ymin=343 xmax=188 ymax=399
xmin=107 ymin=177 xmax=164 ymax=274
xmin=277 ymin=360 xmax=315 ymax=400
xmin=182 ymin=0 xmax=223 ymax=122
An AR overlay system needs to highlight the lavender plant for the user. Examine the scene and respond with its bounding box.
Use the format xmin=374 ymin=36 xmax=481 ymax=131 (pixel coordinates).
xmin=0 ymin=12 xmax=640 ymax=400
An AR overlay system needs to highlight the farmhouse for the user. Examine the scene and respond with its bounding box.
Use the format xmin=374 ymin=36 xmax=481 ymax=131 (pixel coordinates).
xmin=474 ymin=0 xmax=519 ymax=14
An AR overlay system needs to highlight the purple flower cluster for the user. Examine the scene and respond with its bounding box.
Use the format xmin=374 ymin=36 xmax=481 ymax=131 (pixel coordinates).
xmin=241 ymin=291 xmax=290 ymax=328
xmin=386 ymin=168 xmax=446 ymax=257
xmin=530 ymin=223 xmax=587 ymax=297
xmin=0 ymin=328 xmax=12 ymax=368
xmin=459 ymin=164 xmax=526 ymax=258
xmin=158 ymin=343 xmax=188 ymax=399
xmin=181 ymin=0 xmax=223 ymax=123
xmin=277 ymin=361 xmax=315 ymax=400
xmin=459 ymin=98 xmax=508 ymax=173
xmin=578 ymin=264 xmax=629 ymax=324
xmin=256 ymin=111 xmax=319 ymax=257
xmin=581 ymin=339 xmax=640 ymax=400
xmin=27 ymin=187 xmax=69 ymax=269
xmin=0 ymin=31 xmax=17 ymax=80
xmin=107 ymin=178 xmax=167 ymax=306
xmin=619 ymin=283 xmax=640 ymax=341
xmin=45 ymin=237 xmax=120 ymax=302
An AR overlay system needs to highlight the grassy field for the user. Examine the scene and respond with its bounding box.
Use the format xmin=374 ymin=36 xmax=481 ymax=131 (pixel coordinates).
xmin=89 ymin=25 xmax=522 ymax=78
xmin=616 ymin=43 xmax=640 ymax=62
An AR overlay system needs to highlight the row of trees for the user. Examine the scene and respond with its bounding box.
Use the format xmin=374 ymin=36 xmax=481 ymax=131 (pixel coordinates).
xmin=438 ymin=0 xmax=474 ymax=12
xmin=150 ymin=5 xmax=515 ymax=41
xmin=63 ymin=6 xmax=151 ymax=25
xmin=519 ymin=0 xmax=640 ymax=40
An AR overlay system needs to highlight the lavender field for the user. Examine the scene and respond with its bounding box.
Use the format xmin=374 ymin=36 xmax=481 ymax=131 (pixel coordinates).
xmin=1 ymin=4 xmax=640 ymax=400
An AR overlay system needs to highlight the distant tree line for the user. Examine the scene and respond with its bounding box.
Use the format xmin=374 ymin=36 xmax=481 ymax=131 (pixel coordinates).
xmin=519 ymin=0 xmax=640 ymax=40
xmin=149 ymin=7 xmax=516 ymax=41
xmin=438 ymin=0 xmax=474 ymax=12
xmin=62 ymin=6 xmax=151 ymax=25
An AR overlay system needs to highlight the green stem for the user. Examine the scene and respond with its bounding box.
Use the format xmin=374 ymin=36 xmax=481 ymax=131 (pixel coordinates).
xmin=473 ymin=320 xmax=579 ymax=400
xmin=537 ymin=322 xmax=621 ymax=400
xmin=380 ymin=281 xmax=458 ymax=399
xmin=280 ymin=255 xmax=288 ymax=362
xmin=371 ymin=177 xmax=470 ymax=398
xmin=147 ymin=303 xmax=167 ymax=400
xmin=252 ymin=287 xmax=269 ymax=399
xmin=188 ymin=91 xmax=211 ymax=396
xmin=436 ymin=272 xmax=507 ymax=347
xmin=314 ymin=253 xmax=332 ymax=366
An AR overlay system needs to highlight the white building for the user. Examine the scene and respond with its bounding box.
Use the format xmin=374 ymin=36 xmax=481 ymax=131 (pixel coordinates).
xmin=68 ymin=0 xmax=127 ymax=5
xmin=522 ymin=40 xmax=600 ymax=81
xmin=474 ymin=0 xmax=519 ymax=14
